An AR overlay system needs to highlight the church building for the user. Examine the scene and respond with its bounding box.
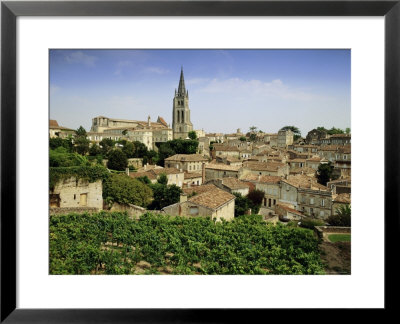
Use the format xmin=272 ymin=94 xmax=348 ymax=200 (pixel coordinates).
xmin=172 ymin=68 xmax=193 ymax=139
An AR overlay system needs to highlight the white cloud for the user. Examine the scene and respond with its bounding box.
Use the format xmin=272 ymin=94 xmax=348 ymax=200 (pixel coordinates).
xmin=198 ymin=77 xmax=322 ymax=101
xmin=64 ymin=51 xmax=97 ymax=67
xmin=144 ymin=66 xmax=169 ymax=74
xmin=186 ymin=78 xmax=210 ymax=85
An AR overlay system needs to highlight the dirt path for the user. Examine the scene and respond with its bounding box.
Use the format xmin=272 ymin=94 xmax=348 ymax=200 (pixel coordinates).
xmin=319 ymin=241 xmax=351 ymax=275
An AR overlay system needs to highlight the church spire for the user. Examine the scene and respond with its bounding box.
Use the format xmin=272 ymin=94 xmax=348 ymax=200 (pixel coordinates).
xmin=177 ymin=66 xmax=186 ymax=96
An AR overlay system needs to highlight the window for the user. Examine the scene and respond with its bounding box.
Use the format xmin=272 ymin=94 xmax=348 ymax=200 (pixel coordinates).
xmin=310 ymin=198 xmax=314 ymax=205
xmin=320 ymin=211 xmax=324 ymax=217
xmin=189 ymin=206 xmax=199 ymax=216
xmin=80 ymin=193 xmax=88 ymax=206
xmin=321 ymin=199 xmax=325 ymax=207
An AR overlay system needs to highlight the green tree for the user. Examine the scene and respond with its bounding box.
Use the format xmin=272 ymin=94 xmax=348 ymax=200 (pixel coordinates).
xmin=247 ymin=189 xmax=264 ymax=214
xmin=103 ymin=173 xmax=153 ymax=207
xmin=132 ymin=141 xmax=149 ymax=158
xmin=136 ymin=176 xmax=151 ymax=185
xmin=316 ymin=161 xmax=334 ymax=186
xmin=327 ymin=205 xmax=351 ymax=226
xmin=122 ymin=141 xmax=135 ymax=158
xmin=249 ymin=126 xmax=258 ymax=133
xmin=188 ymin=131 xmax=197 ymax=140
xmin=75 ymin=126 xmax=87 ymax=137
xmin=49 ymin=137 xmax=73 ymax=152
xmin=345 ymin=127 xmax=351 ymax=134
xmin=239 ymin=136 xmax=247 ymax=142
xmin=327 ymin=127 xmax=344 ymax=135
xmin=157 ymin=173 xmax=168 ymax=185
xmin=148 ymin=183 xmax=182 ymax=210
xmin=107 ymin=149 xmax=128 ymax=171
xmin=74 ymin=137 xmax=90 ymax=155
xmin=89 ymin=143 xmax=102 ymax=156
xmin=233 ymin=193 xmax=250 ymax=217
xmin=99 ymin=138 xmax=115 ymax=157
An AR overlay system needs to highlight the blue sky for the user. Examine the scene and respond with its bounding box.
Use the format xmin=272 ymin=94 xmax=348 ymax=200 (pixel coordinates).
xmin=50 ymin=49 xmax=350 ymax=136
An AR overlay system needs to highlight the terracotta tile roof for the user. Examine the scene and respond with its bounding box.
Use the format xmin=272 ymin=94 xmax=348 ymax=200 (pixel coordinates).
xmin=257 ymin=175 xmax=282 ymax=184
xmin=157 ymin=116 xmax=168 ymax=127
xmin=277 ymin=203 xmax=304 ymax=216
xmin=205 ymin=163 xmax=241 ymax=171
xmin=184 ymin=172 xmax=202 ymax=179
xmin=221 ymin=177 xmax=250 ymax=190
xmin=129 ymin=171 xmax=157 ymax=180
xmin=165 ymin=154 xmax=208 ymax=162
xmin=183 ymin=184 xmax=219 ymax=196
xmin=306 ymin=156 xmax=322 ymax=162
xmin=49 ymin=120 xmax=59 ymax=127
xmin=188 ymin=187 xmax=235 ymax=210
xmin=239 ymin=174 xmax=259 ymax=182
xmin=289 ymin=167 xmax=316 ymax=175
xmin=333 ymin=193 xmax=351 ymax=203
xmin=214 ymin=146 xmax=240 ymax=152
xmin=283 ymin=174 xmax=329 ymax=191
xmin=152 ymin=168 xmax=183 ymax=175
xmin=243 ymin=161 xmax=285 ymax=171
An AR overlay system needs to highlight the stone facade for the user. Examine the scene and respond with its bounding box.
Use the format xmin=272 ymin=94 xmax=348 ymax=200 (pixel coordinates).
xmin=165 ymin=154 xmax=208 ymax=173
xmin=277 ymin=130 xmax=294 ymax=148
xmin=50 ymin=177 xmax=103 ymax=210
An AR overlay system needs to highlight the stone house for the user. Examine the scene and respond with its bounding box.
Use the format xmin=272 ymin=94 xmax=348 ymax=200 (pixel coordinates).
xmin=277 ymin=130 xmax=294 ymax=148
xmin=163 ymin=185 xmax=235 ymax=222
xmin=206 ymin=177 xmax=250 ymax=196
xmin=129 ymin=167 xmax=184 ymax=187
xmin=164 ymin=154 xmax=208 ymax=173
xmin=205 ymin=163 xmax=242 ymax=180
xmin=305 ymin=156 xmax=328 ymax=170
xmin=242 ymin=161 xmax=289 ymax=177
xmin=49 ymin=120 xmax=75 ymax=139
xmin=213 ymin=145 xmax=241 ymax=159
xmin=50 ymin=177 xmax=103 ymax=210
xmin=306 ymin=129 xmax=328 ymax=145
xmin=215 ymin=156 xmax=243 ymax=167
xmin=253 ymin=175 xmax=282 ymax=209
xmin=205 ymin=133 xmax=224 ymax=143
xmin=280 ymin=175 xmax=332 ymax=219
xmin=288 ymin=158 xmax=307 ymax=169
xmin=327 ymin=178 xmax=351 ymax=194
xmin=183 ymin=172 xmax=203 ymax=187
xmin=275 ymin=203 xmax=305 ymax=221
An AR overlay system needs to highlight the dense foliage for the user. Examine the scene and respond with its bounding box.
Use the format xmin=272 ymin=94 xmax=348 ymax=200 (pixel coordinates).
xmin=103 ymin=173 xmax=153 ymax=207
xmin=327 ymin=205 xmax=351 ymax=226
xmin=49 ymin=137 xmax=73 ymax=152
xmin=316 ymin=161 xmax=334 ymax=186
xmin=49 ymin=165 xmax=110 ymax=190
xmin=156 ymin=139 xmax=199 ymax=166
xmin=107 ymin=149 xmax=128 ymax=171
xmin=50 ymin=147 xmax=89 ymax=167
xmin=49 ymin=212 xmax=325 ymax=275
xmin=233 ymin=191 xmax=263 ymax=217
xmin=148 ymin=182 xmax=182 ymax=210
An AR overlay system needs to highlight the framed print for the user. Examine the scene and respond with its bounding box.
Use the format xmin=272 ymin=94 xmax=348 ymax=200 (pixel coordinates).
xmin=1 ymin=0 xmax=399 ymax=322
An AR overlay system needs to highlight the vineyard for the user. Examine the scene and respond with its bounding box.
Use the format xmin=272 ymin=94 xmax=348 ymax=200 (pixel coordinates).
xmin=49 ymin=212 xmax=325 ymax=275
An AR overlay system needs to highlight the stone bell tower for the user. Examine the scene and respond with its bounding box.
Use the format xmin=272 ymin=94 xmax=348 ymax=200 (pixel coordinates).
xmin=172 ymin=67 xmax=193 ymax=139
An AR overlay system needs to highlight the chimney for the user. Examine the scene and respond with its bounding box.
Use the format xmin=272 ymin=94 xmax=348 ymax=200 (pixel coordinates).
xmin=202 ymin=162 xmax=206 ymax=183
xmin=180 ymin=193 xmax=187 ymax=203
xmin=147 ymin=115 xmax=151 ymax=127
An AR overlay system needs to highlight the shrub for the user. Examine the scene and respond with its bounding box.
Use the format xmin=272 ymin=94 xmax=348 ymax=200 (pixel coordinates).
xmin=103 ymin=173 xmax=153 ymax=207
xmin=107 ymin=149 xmax=128 ymax=171
xmin=299 ymin=218 xmax=326 ymax=229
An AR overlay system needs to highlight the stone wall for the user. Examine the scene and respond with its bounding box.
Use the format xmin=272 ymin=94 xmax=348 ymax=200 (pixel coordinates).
xmin=51 ymin=177 xmax=103 ymax=209
xmin=110 ymin=202 xmax=147 ymax=220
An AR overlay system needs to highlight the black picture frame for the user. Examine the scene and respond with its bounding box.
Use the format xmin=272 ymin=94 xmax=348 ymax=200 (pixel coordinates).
xmin=1 ymin=0 xmax=398 ymax=322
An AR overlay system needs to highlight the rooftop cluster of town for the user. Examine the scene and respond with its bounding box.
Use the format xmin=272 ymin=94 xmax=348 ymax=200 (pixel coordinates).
xmin=50 ymin=68 xmax=351 ymax=223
